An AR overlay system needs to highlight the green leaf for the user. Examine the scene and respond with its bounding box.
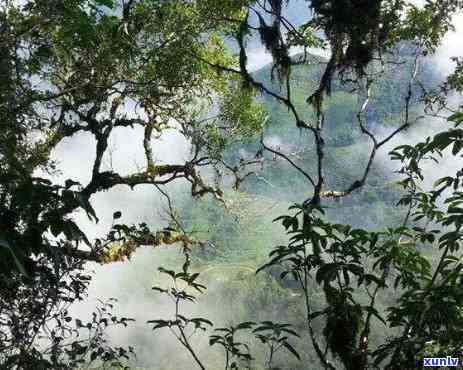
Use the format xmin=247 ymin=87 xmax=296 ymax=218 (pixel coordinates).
xmin=452 ymin=140 xmax=463 ymax=155
xmin=448 ymin=112 xmax=463 ymax=126
xmin=282 ymin=341 xmax=301 ymax=360
xmin=77 ymin=193 xmax=99 ymax=222
xmin=151 ymin=286 xmax=168 ymax=293
xmin=315 ymin=263 xmax=339 ymax=284
xmin=364 ymin=306 xmax=387 ymax=326
xmin=95 ymin=0 xmax=114 ymax=8
xmin=0 ymin=238 xmax=29 ymax=277
xmin=235 ymin=321 xmax=255 ymax=330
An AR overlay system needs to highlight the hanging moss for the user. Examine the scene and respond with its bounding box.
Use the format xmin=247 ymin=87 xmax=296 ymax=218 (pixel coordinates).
xmin=308 ymin=0 xmax=402 ymax=111
xmin=100 ymin=231 xmax=196 ymax=263
xmin=311 ymin=0 xmax=387 ymax=72
xmin=257 ymin=0 xmax=291 ymax=81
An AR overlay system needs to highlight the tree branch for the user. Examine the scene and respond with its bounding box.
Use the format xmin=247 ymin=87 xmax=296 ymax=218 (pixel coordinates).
xmin=261 ymin=134 xmax=315 ymax=187
xmin=321 ymin=48 xmax=422 ymax=200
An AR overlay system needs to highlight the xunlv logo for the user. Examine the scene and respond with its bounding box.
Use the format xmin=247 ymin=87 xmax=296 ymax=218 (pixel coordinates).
xmin=423 ymin=356 xmax=460 ymax=367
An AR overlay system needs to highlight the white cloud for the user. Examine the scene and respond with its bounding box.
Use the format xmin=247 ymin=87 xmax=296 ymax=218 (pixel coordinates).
xmin=246 ymin=48 xmax=274 ymax=72
xmin=432 ymin=12 xmax=463 ymax=77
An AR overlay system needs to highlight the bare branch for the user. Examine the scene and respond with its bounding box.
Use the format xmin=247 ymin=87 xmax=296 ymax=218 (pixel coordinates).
xmin=143 ymin=123 xmax=155 ymax=169
xmin=261 ymin=134 xmax=316 ymax=187
xmin=321 ymin=48 xmax=423 ymax=200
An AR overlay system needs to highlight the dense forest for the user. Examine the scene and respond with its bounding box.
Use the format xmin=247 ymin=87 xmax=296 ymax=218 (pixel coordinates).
xmin=2 ymin=1 xmax=463 ymax=369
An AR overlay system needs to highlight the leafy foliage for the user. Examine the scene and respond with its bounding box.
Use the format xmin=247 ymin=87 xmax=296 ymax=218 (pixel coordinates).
xmin=0 ymin=254 xmax=134 ymax=369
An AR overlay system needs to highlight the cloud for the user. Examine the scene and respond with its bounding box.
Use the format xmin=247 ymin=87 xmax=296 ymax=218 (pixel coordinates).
xmin=52 ymin=124 xmax=198 ymax=367
xmin=247 ymin=48 xmax=274 ymax=72
xmin=405 ymin=1 xmax=463 ymax=77
xmin=432 ymin=12 xmax=463 ymax=77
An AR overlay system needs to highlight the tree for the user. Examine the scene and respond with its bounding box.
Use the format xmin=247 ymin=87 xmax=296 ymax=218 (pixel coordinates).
xmin=0 ymin=0 xmax=262 ymax=367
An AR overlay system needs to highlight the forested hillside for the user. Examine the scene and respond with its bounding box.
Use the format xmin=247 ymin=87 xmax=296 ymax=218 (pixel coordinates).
xmin=185 ymin=50 xmax=439 ymax=262
xmin=128 ymin=51 xmax=442 ymax=369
